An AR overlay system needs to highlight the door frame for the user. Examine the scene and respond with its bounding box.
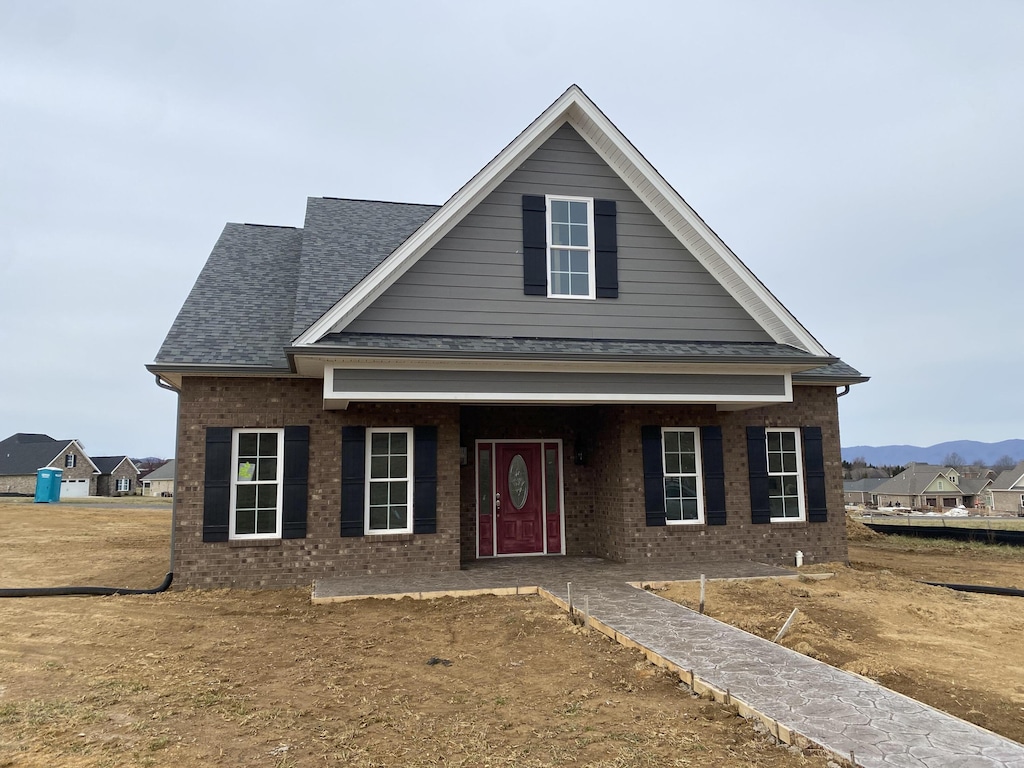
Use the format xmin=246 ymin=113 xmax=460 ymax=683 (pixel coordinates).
xmin=475 ymin=438 xmax=565 ymax=559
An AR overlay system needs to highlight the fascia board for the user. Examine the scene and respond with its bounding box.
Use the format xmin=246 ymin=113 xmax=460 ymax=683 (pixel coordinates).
xmin=293 ymin=88 xmax=585 ymax=346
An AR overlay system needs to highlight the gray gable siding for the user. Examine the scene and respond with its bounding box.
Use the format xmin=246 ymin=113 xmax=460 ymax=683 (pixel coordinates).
xmin=342 ymin=124 xmax=773 ymax=343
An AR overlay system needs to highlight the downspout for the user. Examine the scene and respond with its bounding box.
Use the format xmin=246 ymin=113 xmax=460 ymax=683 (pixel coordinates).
xmin=154 ymin=374 xmax=180 ymax=585
xmin=836 ymin=385 xmax=851 ymax=398
xmin=0 ymin=374 xmax=179 ymax=598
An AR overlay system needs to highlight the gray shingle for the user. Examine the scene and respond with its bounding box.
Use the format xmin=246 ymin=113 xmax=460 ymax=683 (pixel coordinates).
xmin=290 ymin=198 xmax=438 ymax=336
xmin=154 ymin=223 xmax=303 ymax=368
xmin=305 ymin=332 xmax=830 ymax=363
xmin=92 ymin=456 xmax=132 ymax=474
xmin=0 ymin=433 xmax=73 ymax=476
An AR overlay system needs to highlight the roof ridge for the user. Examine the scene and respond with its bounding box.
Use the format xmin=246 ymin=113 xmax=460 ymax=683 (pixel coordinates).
xmin=318 ymin=197 xmax=440 ymax=207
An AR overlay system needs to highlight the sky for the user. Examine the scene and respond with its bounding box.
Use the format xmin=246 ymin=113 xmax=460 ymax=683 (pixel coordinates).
xmin=1 ymin=1 xmax=1021 ymax=458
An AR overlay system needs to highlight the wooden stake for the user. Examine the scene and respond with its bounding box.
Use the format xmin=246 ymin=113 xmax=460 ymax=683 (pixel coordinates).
xmin=773 ymin=608 xmax=799 ymax=643
xmin=699 ymin=574 xmax=706 ymax=615
xmin=584 ymin=595 xmax=590 ymax=631
xmin=567 ymin=582 xmax=573 ymax=620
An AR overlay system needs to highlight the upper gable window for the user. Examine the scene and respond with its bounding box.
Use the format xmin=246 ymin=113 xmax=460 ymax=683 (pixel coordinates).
xmin=65 ymin=453 xmax=76 ymax=468
xmin=546 ymin=195 xmax=595 ymax=299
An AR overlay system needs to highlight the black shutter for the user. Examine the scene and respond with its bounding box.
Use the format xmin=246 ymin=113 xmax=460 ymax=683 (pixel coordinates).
xmin=802 ymin=426 xmax=828 ymax=523
xmin=594 ymin=199 xmax=618 ymax=298
xmin=522 ymin=195 xmax=547 ymax=295
xmin=701 ymin=426 xmax=726 ymax=526
xmin=202 ymin=427 xmax=233 ymax=542
xmin=281 ymin=426 xmax=309 ymax=539
xmin=747 ymin=426 xmax=771 ymax=524
xmin=641 ymin=426 xmax=666 ymax=527
xmin=340 ymin=426 xmax=365 ymax=537
xmin=412 ymin=426 xmax=438 ymax=534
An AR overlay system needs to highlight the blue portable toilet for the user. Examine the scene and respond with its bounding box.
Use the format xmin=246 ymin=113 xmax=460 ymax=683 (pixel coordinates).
xmin=34 ymin=467 xmax=63 ymax=503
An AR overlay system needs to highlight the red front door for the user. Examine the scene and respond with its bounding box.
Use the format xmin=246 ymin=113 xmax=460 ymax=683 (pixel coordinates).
xmin=495 ymin=442 xmax=544 ymax=555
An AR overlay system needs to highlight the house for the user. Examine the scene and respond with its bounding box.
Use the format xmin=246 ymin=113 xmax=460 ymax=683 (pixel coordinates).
xmin=843 ymin=477 xmax=886 ymax=505
xmin=140 ymin=460 xmax=175 ymax=497
xmin=987 ymin=461 xmax=1024 ymax=514
xmin=148 ymin=86 xmax=867 ymax=589
xmin=873 ymin=463 xmax=969 ymax=510
xmin=0 ymin=433 xmax=99 ymax=497
xmin=93 ymin=456 xmax=140 ymax=496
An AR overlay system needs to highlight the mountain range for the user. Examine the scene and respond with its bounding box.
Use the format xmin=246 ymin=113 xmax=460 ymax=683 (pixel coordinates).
xmin=841 ymin=440 xmax=1024 ymax=467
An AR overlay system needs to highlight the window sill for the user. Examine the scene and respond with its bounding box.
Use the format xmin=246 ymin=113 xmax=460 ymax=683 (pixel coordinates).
xmin=768 ymin=518 xmax=808 ymax=527
xmin=365 ymin=532 xmax=414 ymax=543
xmin=228 ymin=537 xmax=281 ymax=547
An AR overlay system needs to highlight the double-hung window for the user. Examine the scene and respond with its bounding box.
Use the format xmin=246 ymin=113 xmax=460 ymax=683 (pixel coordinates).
xmin=662 ymin=428 xmax=704 ymax=524
xmin=766 ymin=429 xmax=805 ymax=521
xmin=366 ymin=428 xmax=413 ymax=534
xmin=116 ymin=476 xmax=131 ymax=492
xmin=65 ymin=453 xmax=76 ymax=468
xmin=546 ymin=195 xmax=594 ymax=299
xmin=230 ymin=428 xmax=284 ymax=539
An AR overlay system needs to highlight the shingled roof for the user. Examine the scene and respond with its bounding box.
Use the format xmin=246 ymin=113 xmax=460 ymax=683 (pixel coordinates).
xmin=0 ymin=433 xmax=75 ymax=476
xmin=152 ymin=197 xmax=864 ymax=382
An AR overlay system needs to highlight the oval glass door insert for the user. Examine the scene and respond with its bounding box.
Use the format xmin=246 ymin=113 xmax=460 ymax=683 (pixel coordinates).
xmin=508 ymin=454 xmax=529 ymax=509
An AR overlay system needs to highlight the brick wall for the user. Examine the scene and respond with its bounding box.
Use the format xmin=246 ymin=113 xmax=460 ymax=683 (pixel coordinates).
xmin=587 ymin=387 xmax=847 ymax=567
xmin=173 ymin=377 xmax=461 ymax=589
xmin=458 ymin=387 xmax=847 ymax=569
xmin=174 ymin=379 xmax=847 ymax=588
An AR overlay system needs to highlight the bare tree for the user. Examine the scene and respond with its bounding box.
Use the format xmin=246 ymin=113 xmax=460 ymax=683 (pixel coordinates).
xmin=992 ymin=454 xmax=1019 ymax=473
xmin=942 ymin=452 xmax=966 ymax=469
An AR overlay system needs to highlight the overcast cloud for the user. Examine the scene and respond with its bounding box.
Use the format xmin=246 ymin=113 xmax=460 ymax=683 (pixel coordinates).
xmin=1 ymin=0 xmax=1021 ymax=458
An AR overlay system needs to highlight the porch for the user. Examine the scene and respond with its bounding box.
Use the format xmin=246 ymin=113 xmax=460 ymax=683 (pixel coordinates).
xmin=312 ymin=555 xmax=794 ymax=602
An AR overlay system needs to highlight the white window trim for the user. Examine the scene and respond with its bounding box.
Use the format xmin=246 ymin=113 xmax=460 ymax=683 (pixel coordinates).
xmin=65 ymin=453 xmax=76 ymax=468
xmin=365 ymin=427 xmax=414 ymax=535
xmin=229 ymin=427 xmax=284 ymax=541
xmin=766 ymin=428 xmax=806 ymax=523
xmin=116 ymin=476 xmax=131 ymax=492
xmin=545 ymin=194 xmax=595 ymax=300
xmin=661 ymin=427 xmax=705 ymax=525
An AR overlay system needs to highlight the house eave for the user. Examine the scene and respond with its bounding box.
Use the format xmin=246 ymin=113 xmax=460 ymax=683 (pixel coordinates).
xmin=145 ymin=362 xmax=298 ymax=390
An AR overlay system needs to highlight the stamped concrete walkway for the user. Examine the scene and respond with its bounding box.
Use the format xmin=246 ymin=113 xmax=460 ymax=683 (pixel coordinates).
xmin=314 ymin=558 xmax=1024 ymax=768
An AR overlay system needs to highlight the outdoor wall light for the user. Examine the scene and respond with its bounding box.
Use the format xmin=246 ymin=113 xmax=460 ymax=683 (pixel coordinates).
xmin=574 ymin=437 xmax=587 ymax=466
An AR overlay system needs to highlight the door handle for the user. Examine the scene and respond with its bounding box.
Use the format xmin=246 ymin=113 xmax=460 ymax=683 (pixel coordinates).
xmin=495 ymin=492 xmax=501 ymax=512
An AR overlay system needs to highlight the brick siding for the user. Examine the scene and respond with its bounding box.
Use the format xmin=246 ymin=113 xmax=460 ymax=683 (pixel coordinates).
xmin=173 ymin=378 xmax=846 ymax=588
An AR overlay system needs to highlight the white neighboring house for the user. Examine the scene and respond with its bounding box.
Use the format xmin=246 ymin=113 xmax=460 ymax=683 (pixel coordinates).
xmin=140 ymin=460 xmax=175 ymax=497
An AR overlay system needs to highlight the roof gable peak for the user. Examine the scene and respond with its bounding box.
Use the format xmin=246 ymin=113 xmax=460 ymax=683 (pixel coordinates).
xmin=292 ymin=86 xmax=830 ymax=357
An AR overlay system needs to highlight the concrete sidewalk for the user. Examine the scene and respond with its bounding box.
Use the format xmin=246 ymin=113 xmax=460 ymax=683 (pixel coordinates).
xmin=314 ymin=558 xmax=1024 ymax=767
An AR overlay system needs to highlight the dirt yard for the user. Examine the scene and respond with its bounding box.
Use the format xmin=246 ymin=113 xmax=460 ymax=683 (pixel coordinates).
xmin=0 ymin=500 xmax=829 ymax=767
xmin=661 ymin=517 xmax=1024 ymax=744
xmin=2 ymin=504 xmax=1023 ymax=767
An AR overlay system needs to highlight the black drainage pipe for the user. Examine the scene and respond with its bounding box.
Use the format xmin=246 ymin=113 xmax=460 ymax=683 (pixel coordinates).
xmin=0 ymin=572 xmax=173 ymax=598
xmin=921 ymin=581 xmax=1024 ymax=597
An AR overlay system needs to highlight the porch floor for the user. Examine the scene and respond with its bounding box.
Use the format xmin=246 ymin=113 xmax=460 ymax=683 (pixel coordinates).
xmin=312 ymin=558 xmax=1024 ymax=767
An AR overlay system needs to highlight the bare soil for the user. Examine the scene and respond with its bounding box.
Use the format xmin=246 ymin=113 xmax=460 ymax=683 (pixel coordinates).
xmin=660 ymin=516 xmax=1024 ymax=744
xmin=0 ymin=501 xmax=830 ymax=767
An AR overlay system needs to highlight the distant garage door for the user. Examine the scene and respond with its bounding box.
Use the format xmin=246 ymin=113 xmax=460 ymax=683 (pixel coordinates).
xmin=60 ymin=479 xmax=89 ymax=498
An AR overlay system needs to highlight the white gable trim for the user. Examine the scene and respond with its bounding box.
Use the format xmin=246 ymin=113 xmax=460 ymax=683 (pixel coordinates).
xmin=294 ymin=86 xmax=829 ymax=356
xmin=47 ymin=440 xmax=102 ymax=474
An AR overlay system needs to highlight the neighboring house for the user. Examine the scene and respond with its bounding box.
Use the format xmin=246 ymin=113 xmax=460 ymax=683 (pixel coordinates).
xmin=148 ymin=85 xmax=867 ymax=589
xmin=959 ymin=476 xmax=993 ymax=509
xmin=0 ymin=433 xmax=99 ymax=497
xmin=93 ymin=456 xmax=140 ymax=496
xmin=844 ymin=477 xmax=887 ymax=505
xmin=873 ymin=463 xmax=968 ymax=510
xmin=988 ymin=461 xmax=1024 ymax=515
xmin=140 ymin=460 xmax=175 ymax=497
